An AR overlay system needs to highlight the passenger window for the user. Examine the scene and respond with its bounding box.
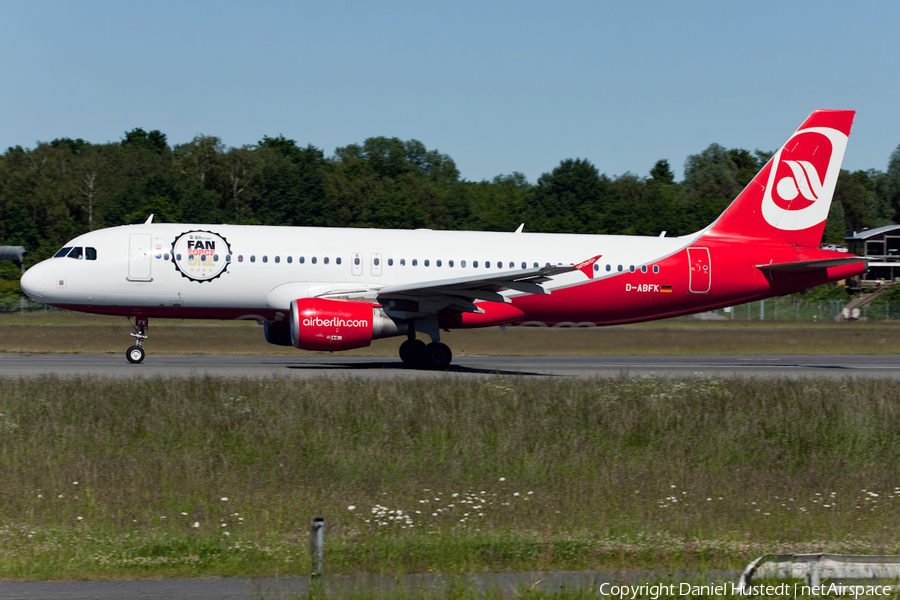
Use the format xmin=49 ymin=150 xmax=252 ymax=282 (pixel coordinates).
xmin=299 ymin=256 xmax=305 ymax=264
xmin=594 ymin=264 xmax=599 ymax=272
xmin=225 ymin=254 xmax=230 ymax=262
xmin=54 ymin=247 xmax=72 ymax=258
xmin=412 ymin=259 xmax=418 ymax=266
xmin=461 ymin=260 xmax=466 ymax=267
xmin=238 ymin=255 xmax=243 ymax=262
xmin=606 ymin=264 xmax=611 ymax=272
xmin=388 ymin=258 xmax=394 ymax=266
xmin=86 ymin=247 xmax=97 ymax=260
xmin=200 ymin=254 xmax=207 ymax=262
xmin=68 ymin=247 xmax=84 ymax=260
xmin=473 ymin=261 xmax=479 ymax=268
xmin=324 ymin=257 xmax=329 ymax=264
xmin=374 ymin=257 xmax=380 ymax=266
xmin=653 ymin=265 xmax=659 ymax=274
xmin=534 ymin=262 xmax=539 ymax=268
xmin=424 ymin=259 xmax=430 ymax=267
xmin=336 ymin=257 xmax=341 ymax=265
xmin=629 ymin=265 xmax=635 ymax=272
xmin=262 ymin=256 xmax=267 ymax=263
xmin=521 ymin=262 xmax=526 ymax=269
xmin=177 ymin=254 xmax=182 ymax=261
xmin=165 ymin=253 xmax=171 ymax=261
xmin=509 ymin=262 xmax=514 ymax=268
xmin=436 ymin=260 xmax=442 ymax=267
xmin=250 ymin=255 xmax=256 ymax=263
xmin=641 ymin=265 xmax=647 ymax=273
xmin=275 ymin=256 xmax=280 ymax=263
xmin=213 ymin=254 xmax=219 ymax=261
xmin=287 ymin=256 xmax=292 ymax=264
xmin=485 ymin=261 xmax=490 ymax=268
xmin=312 ymin=257 xmax=317 ymax=264
xmin=354 ymin=257 xmax=360 ymax=265
xmin=617 ymin=265 xmax=623 ymax=272
xmin=400 ymin=258 xmax=406 ymax=266
xmin=449 ymin=260 xmax=454 ymax=267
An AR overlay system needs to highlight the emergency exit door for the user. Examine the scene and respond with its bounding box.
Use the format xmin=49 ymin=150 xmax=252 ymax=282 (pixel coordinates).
xmin=687 ymin=247 xmax=710 ymax=294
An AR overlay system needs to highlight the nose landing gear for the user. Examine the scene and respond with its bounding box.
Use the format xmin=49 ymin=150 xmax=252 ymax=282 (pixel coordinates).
xmin=126 ymin=316 xmax=148 ymax=364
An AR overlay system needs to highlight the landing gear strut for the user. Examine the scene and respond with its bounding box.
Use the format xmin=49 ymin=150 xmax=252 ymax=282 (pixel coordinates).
xmin=399 ymin=318 xmax=452 ymax=370
xmin=126 ymin=316 xmax=148 ymax=364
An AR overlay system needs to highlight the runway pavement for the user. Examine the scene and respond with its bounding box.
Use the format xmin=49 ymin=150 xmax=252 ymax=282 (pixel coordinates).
xmin=0 ymin=570 xmax=740 ymax=600
xmin=0 ymin=352 xmax=898 ymax=379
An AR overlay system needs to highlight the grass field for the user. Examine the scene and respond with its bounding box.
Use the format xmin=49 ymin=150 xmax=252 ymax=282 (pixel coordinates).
xmin=3 ymin=312 xmax=900 ymax=356
xmin=2 ymin=375 xmax=900 ymax=582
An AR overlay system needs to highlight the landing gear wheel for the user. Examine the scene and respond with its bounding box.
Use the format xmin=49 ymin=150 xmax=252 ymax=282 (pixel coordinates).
xmin=126 ymin=317 xmax=149 ymax=364
xmin=399 ymin=339 xmax=427 ymax=367
xmin=126 ymin=345 xmax=145 ymax=364
xmin=425 ymin=342 xmax=452 ymax=370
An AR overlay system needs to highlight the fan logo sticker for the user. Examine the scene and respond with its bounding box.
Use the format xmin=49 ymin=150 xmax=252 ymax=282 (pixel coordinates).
xmin=761 ymin=126 xmax=848 ymax=232
xmin=171 ymin=230 xmax=231 ymax=282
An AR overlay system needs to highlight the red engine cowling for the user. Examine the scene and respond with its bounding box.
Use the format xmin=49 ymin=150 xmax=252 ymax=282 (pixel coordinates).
xmin=289 ymin=298 xmax=406 ymax=351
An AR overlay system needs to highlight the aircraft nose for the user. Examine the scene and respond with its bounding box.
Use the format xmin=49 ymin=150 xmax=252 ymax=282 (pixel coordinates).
xmin=19 ymin=263 xmax=44 ymax=300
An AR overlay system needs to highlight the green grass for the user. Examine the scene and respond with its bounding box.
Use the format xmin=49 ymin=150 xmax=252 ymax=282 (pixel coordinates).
xmin=3 ymin=375 xmax=900 ymax=580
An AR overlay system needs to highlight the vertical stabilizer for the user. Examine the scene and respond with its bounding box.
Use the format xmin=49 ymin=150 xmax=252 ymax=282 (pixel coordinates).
xmin=707 ymin=110 xmax=854 ymax=248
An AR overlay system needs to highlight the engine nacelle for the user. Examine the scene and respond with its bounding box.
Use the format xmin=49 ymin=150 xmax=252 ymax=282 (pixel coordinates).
xmin=289 ymin=298 xmax=407 ymax=351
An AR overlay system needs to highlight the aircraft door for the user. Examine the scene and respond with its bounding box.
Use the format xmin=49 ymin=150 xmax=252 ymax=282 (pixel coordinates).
xmin=128 ymin=234 xmax=153 ymax=281
xmin=351 ymin=252 xmax=363 ymax=276
xmin=371 ymin=253 xmax=383 ymax=276
xmin=687 ymin=247 xmax=710 ymax=294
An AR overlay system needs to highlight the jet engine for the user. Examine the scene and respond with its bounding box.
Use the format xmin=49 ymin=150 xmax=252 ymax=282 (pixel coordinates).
xmin=289 ymin=298 xmax=407 ymax=351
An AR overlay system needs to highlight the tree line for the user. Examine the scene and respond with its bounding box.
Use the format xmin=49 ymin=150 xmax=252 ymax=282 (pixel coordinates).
xmin=2 ymin=128 xmax=900 ymax=269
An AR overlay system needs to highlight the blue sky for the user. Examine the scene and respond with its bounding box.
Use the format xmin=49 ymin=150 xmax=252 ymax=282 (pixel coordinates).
xmin=1 ymin=0 xmax=898 ymax=182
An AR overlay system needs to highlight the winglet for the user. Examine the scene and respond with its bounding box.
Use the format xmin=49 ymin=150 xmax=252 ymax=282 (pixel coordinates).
xmin=574 ymin=255 xmax=602 ymax=279
xmin=144 ymin=214 xmax=154 ymax=225
xmin=515 ymin=223 xmax=524 ymax=233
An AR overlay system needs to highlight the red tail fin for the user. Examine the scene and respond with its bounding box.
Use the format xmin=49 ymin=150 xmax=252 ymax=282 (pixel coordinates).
xmin=707 ymin=110 xmax=854 ymax=248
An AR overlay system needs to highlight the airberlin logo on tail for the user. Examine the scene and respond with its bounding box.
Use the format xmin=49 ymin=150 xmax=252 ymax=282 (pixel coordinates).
xmin=761 ymin=126 xmax=848 ymax=231
xmin=776 ymin=160 xmax=824 ymax=205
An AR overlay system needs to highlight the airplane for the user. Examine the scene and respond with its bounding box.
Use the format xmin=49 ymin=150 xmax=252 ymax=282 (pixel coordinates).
xmin=19 ymin=110 xmax=867 ymax=368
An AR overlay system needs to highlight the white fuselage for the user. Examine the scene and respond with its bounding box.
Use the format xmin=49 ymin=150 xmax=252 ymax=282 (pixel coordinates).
xmin=24 ymin=223 xmax=695 ymax=318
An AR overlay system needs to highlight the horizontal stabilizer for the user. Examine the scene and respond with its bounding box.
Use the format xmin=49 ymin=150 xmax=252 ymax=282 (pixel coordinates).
xmin=756 ymin=257 xmax=867 ymax=273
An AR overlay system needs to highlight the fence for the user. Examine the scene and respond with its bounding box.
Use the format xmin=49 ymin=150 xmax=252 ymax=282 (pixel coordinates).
xmin=713 ymin=297 xmax=900 ymax=322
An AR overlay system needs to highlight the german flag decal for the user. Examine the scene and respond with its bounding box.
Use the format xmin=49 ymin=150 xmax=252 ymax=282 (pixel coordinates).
xmin=661 ymin=285 xmax=673 ymax=293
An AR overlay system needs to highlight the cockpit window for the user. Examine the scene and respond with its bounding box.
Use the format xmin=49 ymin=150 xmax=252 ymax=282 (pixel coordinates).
xmin=67 ymin=247 xmax=84 ymax=260
xmin=85 ymin=247 xmax=97 ymax=260
xmin=54 ymin=247 xmax=72 ymax=258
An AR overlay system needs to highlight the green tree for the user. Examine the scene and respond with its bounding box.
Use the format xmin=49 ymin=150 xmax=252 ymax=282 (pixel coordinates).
xmin=525 ymin=158 xmax=609 ymax=233
xmin=649 ymin=159 xmax=674 ymax=184
xmin=256 ymin=136 xmax=326 ymax=226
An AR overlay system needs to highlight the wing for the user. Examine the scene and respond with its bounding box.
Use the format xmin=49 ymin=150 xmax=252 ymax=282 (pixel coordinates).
xmin=320 ymin=256 xmax=601 ymax=318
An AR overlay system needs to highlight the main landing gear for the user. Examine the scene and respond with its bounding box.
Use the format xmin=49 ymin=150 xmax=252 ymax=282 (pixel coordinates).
xmin=399 ymin=317 xmax=452 ymax=370
xmin=399 ymin=339 xmax=452 ymax=370
xmin=126 ymin=316 xmax=148 ymax=364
